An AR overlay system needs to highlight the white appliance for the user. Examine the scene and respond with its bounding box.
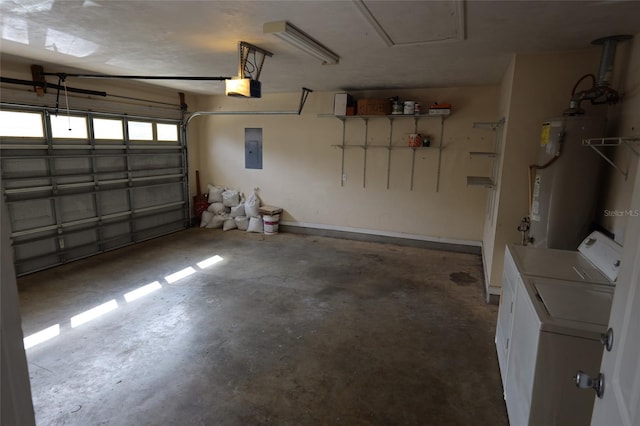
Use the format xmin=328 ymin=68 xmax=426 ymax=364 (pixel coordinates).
xmin=506 ymin=231 xmax=621 ymax=284
xmin=495 ymin=231 xmax=622 ymax=426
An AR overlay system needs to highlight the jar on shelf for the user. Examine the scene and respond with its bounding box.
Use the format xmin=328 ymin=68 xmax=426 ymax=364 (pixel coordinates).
xmin=408 ymin=133 xmax=423 ymax=147
xmin=403 ymin=100 xmax=415 ymax=115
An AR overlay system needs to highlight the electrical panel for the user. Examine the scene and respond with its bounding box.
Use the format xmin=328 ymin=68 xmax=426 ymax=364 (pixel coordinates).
xmin=245 ymin=128 xmax=262 ymax=169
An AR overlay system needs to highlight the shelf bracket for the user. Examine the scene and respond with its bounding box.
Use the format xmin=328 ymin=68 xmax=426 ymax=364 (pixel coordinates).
xmin=582 ymin=137 xmax=640 ymax=180
xmin=472 ymin=118 xmax=505 ymax=131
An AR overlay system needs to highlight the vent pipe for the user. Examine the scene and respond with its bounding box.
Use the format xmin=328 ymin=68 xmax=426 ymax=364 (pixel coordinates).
xmin=563 ymin=34 xmax=632 ymax=116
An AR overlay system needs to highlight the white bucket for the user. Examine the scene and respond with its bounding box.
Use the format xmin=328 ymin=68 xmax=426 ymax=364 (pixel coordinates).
xmin=263 ymin=214 xmax=280 ymax=235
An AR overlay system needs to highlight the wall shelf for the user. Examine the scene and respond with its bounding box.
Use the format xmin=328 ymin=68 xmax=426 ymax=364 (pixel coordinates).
xmin=324 ymin=114 xmax=447 ymax=191
xmin=330 ymin=144 xmax=437 ymax=151
xmin=469 ymin=151 xmax=498 ymax=158
xmin=467 ymin=118 xmax=504 ymax=225
xmin=467 ymin=176 xmax=495 ymax=188
xmin=320 ymin=114 xmax=447 ymax=121
xmin=466 ymin=118 xmax=504 ymax=189
xmin=582 ymin=136 xmax=640 ymax=179
xmin=472 ymin=121 xmax=503 ymax=131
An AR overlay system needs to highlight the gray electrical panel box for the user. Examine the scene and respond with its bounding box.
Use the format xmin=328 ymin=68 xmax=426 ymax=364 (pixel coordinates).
xmin=245 ymin=128 xmax=262 ymax=169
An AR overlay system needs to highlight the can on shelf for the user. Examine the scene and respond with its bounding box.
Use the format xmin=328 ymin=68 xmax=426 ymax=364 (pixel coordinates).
xmin=408 ymin=133 xmax=423 ymax=147
xmin=403 ymin=100 xmax=415 ymax=115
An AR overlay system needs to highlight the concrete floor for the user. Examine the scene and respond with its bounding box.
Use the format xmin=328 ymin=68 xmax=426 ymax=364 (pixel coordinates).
xmin=18 ymin=228 xmax=508 ymax=425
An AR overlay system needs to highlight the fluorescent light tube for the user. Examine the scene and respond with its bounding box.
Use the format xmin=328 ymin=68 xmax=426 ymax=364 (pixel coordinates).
xmin=264 ymin=21 xmax=339 ymax=65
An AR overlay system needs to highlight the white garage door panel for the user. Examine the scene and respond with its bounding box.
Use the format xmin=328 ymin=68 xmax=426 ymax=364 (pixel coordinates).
xmin=16 ymin=254 xmax=62 ymax=276
xmin=13 ymin=237 xmax=57 ymax=260
xmin=132 ymin=183 xmax=183 ymax=210
xmin=99 ymin=190 xmax=130 ymax=215
xmin=135 ymin=212 xmax=184 ymax=240
xmin=59 ymin=193 xmax=96 ymax=222
xmin=130 ymin=154 xmax=181 ymax=170
xmin=54 ymin=157 xmax=92 ymax=174
xmin=1 ymin=106 xmax=188 ymax=276
xmin=95 ymin=156 xmax=126 ymax=172
xmin=132 ymin=167 xmax=182 ymax=179
xmin=2 ymin=158 xmax=50 ymax=191
xmin=102 ymin=221 xmax=131 ymax=240
xmin=2 ymin=158 xmax=49 ymax=177
xmin=64 ymin=228 xmax=98 ymax=248
xmin=4 ymin=177 xmax=52 ymax=191
xmin=64 ymin=233 xmax=100 ymax=259
xmin=8 ymin=199 xmax=55 ymax=232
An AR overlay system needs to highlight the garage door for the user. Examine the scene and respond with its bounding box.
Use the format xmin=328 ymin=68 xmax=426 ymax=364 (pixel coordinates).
xmin=0 ymin=106 xmax=189 ymax=276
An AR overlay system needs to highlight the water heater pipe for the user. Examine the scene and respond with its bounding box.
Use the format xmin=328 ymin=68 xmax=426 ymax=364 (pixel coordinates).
xmin=527 ymin=135 xmax=564 ymax=217
xmin=563 ymin=34 xmax=632 ymax=116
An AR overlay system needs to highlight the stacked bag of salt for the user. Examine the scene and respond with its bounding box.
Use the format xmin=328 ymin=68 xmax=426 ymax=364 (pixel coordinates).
xmin=200 ymin=185 xmax=263 ymax=233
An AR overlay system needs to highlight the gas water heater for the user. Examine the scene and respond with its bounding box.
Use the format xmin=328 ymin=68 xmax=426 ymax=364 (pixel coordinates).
xmin=529 ymin=116 xmax=605 ymax=249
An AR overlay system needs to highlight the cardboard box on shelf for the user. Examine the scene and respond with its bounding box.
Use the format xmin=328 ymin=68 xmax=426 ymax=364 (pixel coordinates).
xmin=428 ymin=108 xmax=451 ymax=116
xmin=357 ymin=99 xmax=392 ymax=116
xmin=428 ymin=102 xmax=452 ymax=116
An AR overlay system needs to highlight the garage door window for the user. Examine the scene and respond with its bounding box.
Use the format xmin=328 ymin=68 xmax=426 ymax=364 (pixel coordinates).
xmin=157 ymin=123 xmax=178 ymax=141
xmin=0 ymin=110 xmax=44 ymax=138
xmin=50 ymin=115 xmax=88 ymax=139
xmin=128 ymin=121 xmax=153 ymax=141
xmin=93 ymin=118 xmax=124 ymax=140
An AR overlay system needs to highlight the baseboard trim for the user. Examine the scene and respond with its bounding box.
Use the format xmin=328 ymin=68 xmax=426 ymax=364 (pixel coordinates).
xmin=279 ymin=221 xmax=482 ymax=255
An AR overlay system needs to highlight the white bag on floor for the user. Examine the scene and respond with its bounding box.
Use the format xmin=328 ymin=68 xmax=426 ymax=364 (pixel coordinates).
xmin=206 ymin=214 xmax=226 ymax=229
xmin=223 ymin=218 xmax=237 ymax=231
xmin=245 ymin=190 xmax=261 ymax=217
xmin=235 ymin=216 xmax=249 ymax=231
xmin=230 ymin=203 xmax=245 ymax=218
xmin=207 ymin=184 xmax=225 ymax=203
xmin=222 ymin=189 xmax=240 ymax=207
xmin=207 ymin=202 xmax=229 ymax=215
xmin=247 ymin=216 xmax=263 ymax=233
xmin=200 ymin=211 xmax=214 ymax=227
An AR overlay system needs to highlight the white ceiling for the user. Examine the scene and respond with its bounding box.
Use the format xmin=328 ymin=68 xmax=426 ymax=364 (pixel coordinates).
xmin=1 ymin=0 xmax=640 ymax=96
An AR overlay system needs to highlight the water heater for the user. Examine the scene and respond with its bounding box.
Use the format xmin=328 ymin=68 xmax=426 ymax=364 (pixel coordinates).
xmin=529 ymin=116 xmax=605 ymax=249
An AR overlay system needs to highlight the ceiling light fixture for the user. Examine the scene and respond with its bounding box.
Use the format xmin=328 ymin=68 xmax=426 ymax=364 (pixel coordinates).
xmin=263 ymin=21 xmax=339 ymax=65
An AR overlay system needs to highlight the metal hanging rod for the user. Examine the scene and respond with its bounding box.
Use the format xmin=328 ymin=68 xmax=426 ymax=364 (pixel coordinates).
xmin=41 ymin=72 xmax=232 ymax=81
xmin=185 ymin=87 xmax=314 ymax=126
xmin=1 ymin=76 xmax=107 ymax=97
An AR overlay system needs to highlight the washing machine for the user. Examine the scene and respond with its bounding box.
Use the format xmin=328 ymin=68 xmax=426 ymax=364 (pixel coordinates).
xmin=506 ymin=230 xmax=621 ymax=285
xmin=495 ymin=231 xmax=622 ymax=425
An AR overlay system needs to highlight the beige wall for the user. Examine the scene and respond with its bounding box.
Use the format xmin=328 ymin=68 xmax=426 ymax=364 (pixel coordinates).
xmin=484 ymin=48 xmax=603 ymax=295
xmin=190 ymin=86 xmax=499 ymax=243
xmin=599 ymin=34 xmax=640 ymax=245
xmin=482 ymin=55 xmax=516 ymax=295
